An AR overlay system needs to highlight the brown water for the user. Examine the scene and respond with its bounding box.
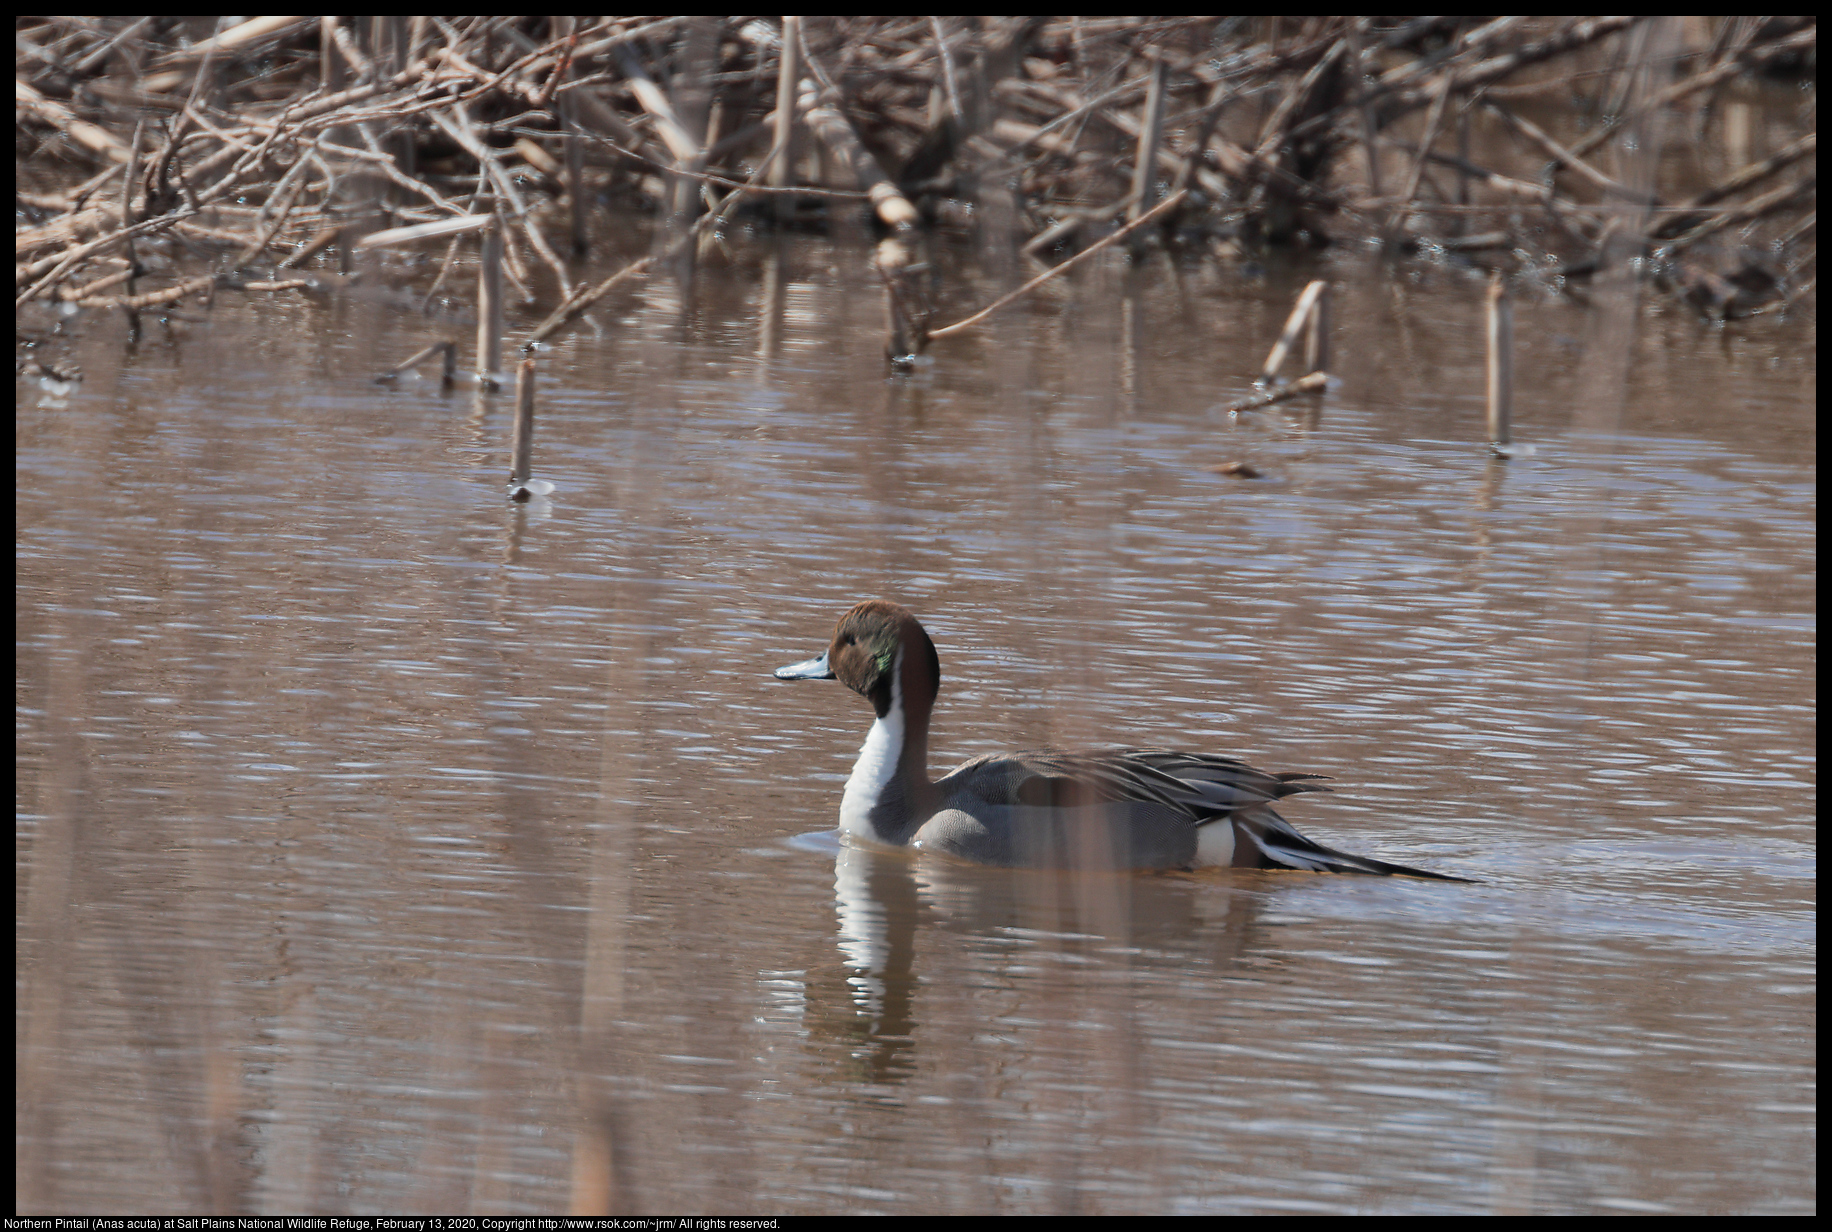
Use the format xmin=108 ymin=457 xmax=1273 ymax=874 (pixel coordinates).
xmin=16 ymin=233 xmax=1815 ymax=1214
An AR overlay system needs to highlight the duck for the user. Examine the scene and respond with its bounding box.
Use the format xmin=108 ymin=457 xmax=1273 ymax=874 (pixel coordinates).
xmin=776 ymin=600 xmax=1469 ymax=879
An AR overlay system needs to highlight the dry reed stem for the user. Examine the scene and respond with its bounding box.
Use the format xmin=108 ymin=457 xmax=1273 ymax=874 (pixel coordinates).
xmin=929 ymin=189 xmax=1188 ymax=341
xmin=1261 ymin=279 xmax=1331 ymax=383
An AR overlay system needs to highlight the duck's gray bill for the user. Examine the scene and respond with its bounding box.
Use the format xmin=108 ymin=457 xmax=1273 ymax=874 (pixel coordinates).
xmin=775 ymin=652 xmax=834 ymax=680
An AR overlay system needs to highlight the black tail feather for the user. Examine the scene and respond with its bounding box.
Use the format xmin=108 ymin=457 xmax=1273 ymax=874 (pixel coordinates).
xmin=1237 ymin=809 xmax=1475 ymax=882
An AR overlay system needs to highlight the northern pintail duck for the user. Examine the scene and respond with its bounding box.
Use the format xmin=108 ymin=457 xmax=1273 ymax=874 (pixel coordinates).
xmin=777 ymin=600 xmax=1468 ymax=879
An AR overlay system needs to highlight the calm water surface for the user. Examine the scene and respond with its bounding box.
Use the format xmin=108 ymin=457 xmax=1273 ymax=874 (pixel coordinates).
xmin=16 ymin=233 xmax=1815 ymax=1214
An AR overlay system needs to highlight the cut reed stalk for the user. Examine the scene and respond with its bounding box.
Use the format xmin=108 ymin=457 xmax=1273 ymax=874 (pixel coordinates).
xmin=1486 ymin=274 xmax=1514 ymax=451
xmin=509 ymin=357 xmax=537 ymax=494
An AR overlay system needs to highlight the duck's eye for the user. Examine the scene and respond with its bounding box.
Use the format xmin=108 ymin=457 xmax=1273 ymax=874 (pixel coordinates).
xmin=841 ymin=632 xmax=855 ymax=645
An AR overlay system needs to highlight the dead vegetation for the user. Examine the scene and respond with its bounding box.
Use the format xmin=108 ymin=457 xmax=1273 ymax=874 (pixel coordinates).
xmin=15 ymin=16 xmax=1817 ymax=355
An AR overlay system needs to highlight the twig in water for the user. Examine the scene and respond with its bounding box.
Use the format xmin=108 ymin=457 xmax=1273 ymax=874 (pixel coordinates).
xmin=1225 ymin=371 xmax=1328 ymax=414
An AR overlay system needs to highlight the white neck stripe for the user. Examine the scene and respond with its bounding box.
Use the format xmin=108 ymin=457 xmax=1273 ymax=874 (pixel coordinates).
xmin=839 ymin=646 xmax=904 ymax=840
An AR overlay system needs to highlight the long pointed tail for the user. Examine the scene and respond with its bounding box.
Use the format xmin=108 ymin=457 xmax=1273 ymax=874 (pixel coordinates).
xmin=1234 ymin=808 xmax=1474 ymax=882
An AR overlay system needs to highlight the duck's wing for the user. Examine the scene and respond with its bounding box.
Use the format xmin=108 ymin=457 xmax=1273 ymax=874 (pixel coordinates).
xmin=943 ymin=749 xmax=1470 ymax=882
xmin=951 ymin=748 xmax=1324 ymax=817
xmin=1121 ymin=749 xmax=1332 ymax=803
